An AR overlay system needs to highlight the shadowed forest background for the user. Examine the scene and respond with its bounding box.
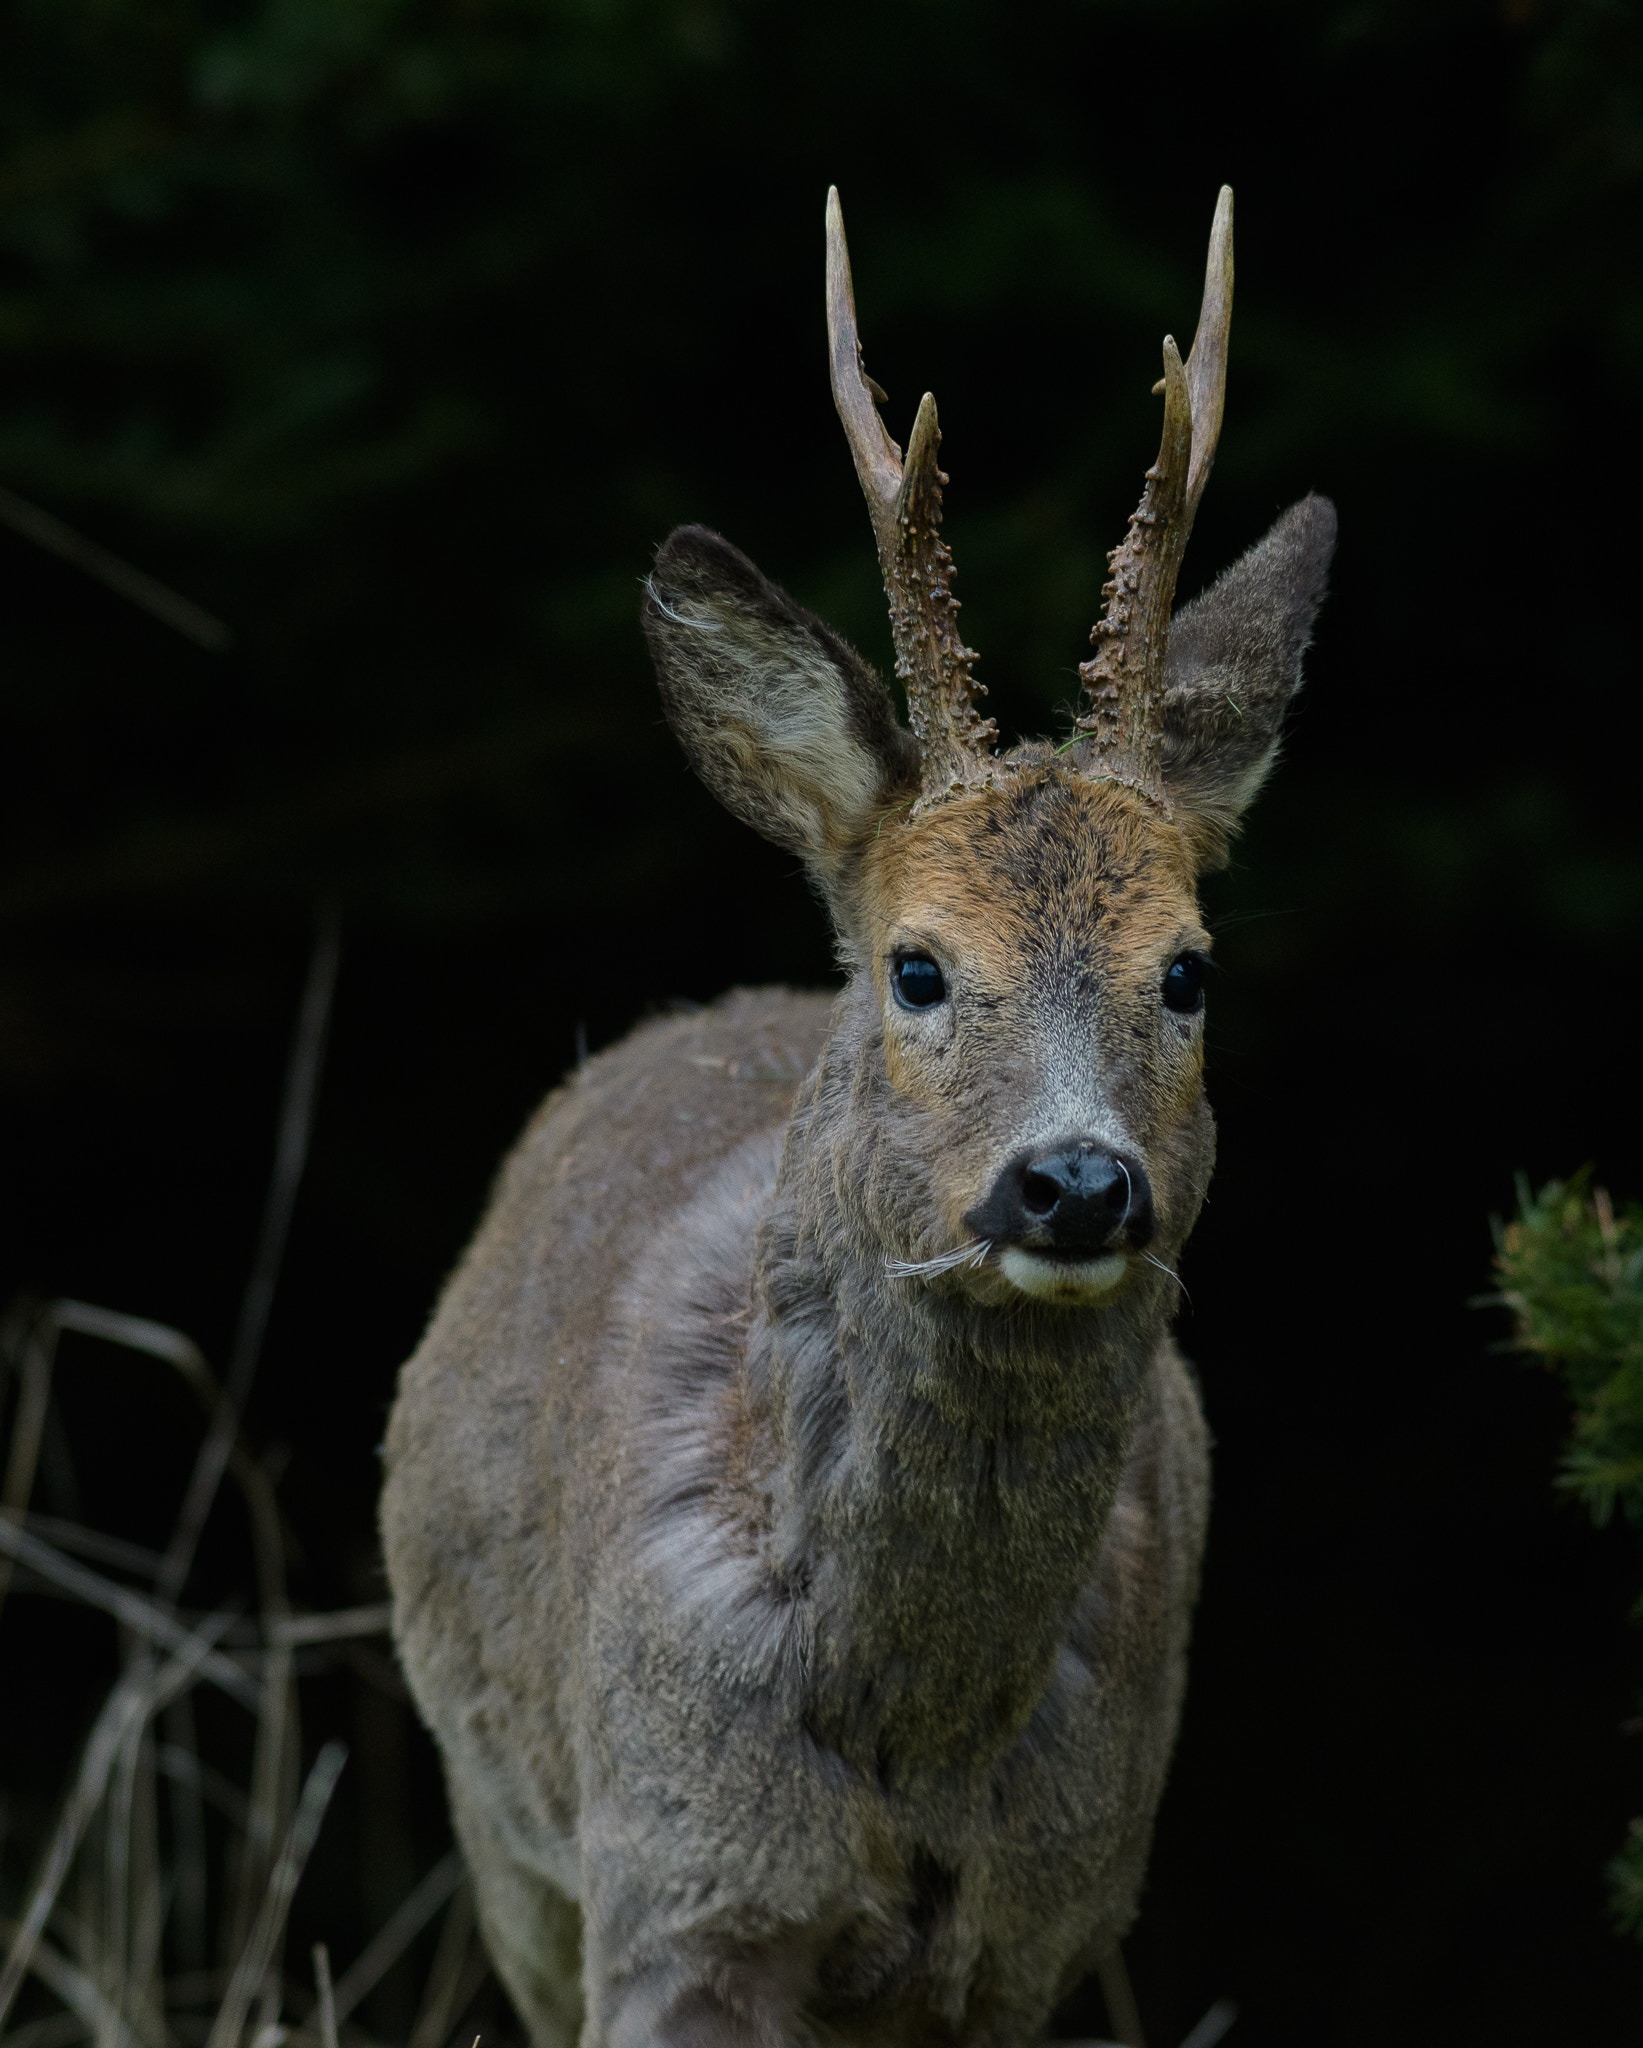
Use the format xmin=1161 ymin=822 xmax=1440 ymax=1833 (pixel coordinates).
xmin=2 ymin=1 xmax=1642 ymax=2043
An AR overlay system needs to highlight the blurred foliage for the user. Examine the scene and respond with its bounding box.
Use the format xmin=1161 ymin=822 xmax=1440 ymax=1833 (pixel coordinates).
xmin=0 ymin=0 xmax=1635 ymax=529
xmin=0 ymin=0 xmax=1641 ymax=937
xmin=1493 ymin=1172 xmax=1643 ymax=1935
xmin=1496 ymin=1174 xmax=1643 ymax=1529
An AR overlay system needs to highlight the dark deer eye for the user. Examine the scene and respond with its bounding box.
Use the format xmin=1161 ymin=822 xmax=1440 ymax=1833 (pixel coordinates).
xmin=892 ymin=953 xmax=947 ymax=1009
xmin=1162 ymin=954 xmax=1204 ymax=1014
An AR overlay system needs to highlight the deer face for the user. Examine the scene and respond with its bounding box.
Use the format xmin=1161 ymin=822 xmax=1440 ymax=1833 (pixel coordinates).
xmin=644 ymin=500 xmax=1331 ymax=1306
xmin=859 ymin=772 xmax=1212 ymax=1304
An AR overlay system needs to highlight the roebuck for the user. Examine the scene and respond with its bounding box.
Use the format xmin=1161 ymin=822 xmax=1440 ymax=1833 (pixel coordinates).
xmin=382 ymin=186 xmax=1334 ymax=2048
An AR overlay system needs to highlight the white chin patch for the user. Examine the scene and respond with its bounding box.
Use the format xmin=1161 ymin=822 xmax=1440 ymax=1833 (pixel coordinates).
xmin=999 ymin=1248 xmax=1128 ymax=1304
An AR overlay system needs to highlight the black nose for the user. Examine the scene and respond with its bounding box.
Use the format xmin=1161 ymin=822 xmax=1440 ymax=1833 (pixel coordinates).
xmin=965 ymin=1140 xmax=1154 ymax=1258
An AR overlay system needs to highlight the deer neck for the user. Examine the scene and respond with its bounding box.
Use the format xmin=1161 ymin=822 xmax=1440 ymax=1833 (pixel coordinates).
xmin=746 ymin=1016 xmax=1178 ymax=1778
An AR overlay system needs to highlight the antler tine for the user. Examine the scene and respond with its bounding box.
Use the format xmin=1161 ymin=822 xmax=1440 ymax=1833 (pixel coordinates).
xmin=1075 ymin=187 xmax=1234 ymax=808
xmin=825 ymin=188 xmax=996 ymax=808
xmin=1183 ymin=185 xmax=1234 ymax=522
xmin=826 ymin=188 xmax=901 ymax=558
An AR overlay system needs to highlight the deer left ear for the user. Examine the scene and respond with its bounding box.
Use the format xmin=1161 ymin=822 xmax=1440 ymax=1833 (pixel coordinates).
xmin=643 ymin=524 xmax=920 ymax=871
xmin=1162 ymin=492 xmax=1337 ymax=865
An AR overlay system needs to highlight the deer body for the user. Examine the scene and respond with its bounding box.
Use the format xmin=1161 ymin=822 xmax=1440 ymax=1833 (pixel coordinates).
xmin=382 ymin=189 xmax=1334 ymax=2048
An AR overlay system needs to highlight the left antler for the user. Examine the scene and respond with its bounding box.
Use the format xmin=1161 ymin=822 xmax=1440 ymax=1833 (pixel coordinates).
xmin=1075 ymin=187 xmax=1234 ymax=808
xmin=825 ymin=188 xmax=997 ymax=806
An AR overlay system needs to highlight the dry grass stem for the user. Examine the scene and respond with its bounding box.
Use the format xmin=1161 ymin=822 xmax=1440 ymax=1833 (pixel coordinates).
xmin=1093 ymin=1943 xmax=1144 ymax=2048
xmin=309 ymin=1949 xmax=337 ymax=2048
xmin=0 ymin=484 xmax=230 ymax=650
xmin=0 ymin=1921 xmax=140 ymax=2048
xmin=0 ymin=1521 xmax=257 ymax=1712
xmin=20 ymin=1517 xmax=167 ymax=1583
xmin=161 ymin=912 xmax=339 ymax=1610
xmin=268 ymin=1609 xmax=390 ymax=1650
xmin=158 ymin=1700 xmax=210 ymax=1975
xmin=0 ymin=920 xmax=496 ymax=2048
xmin=1177 ymin=2000 xmax=1237 ymax=2048
xmin=4 ymin=2007 xmax=93 ymax=2048
xmin=233 ymin=1645 xmax=293 ymax=1970
xmin=0 ymin=1317 xmax=62 ymax=1620
xmin=0 ymin=1616 xmax=234 ymax=2033
xmin=404 ymin=1887 xmax=472 ymax=2048
xmin=205 ymin=1743 xmax=347 ymax=2048
xmin=327 ymin=1855 xmax=463 ymax=2031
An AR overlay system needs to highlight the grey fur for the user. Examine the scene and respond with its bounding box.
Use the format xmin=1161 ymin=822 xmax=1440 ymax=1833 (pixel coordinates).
xmin=1162 ymin=493 xmax=1337 ymax=857
xmin=382 ymin=499 xmax=1334 ymax=2048
xmin=644 ymin=526 xmax=919 ymax=887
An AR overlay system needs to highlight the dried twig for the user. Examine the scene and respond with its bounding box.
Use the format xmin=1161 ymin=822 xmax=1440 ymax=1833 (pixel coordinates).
xmin=35 ymin=1300 xmax=299 ymax=1634
xmin=0 ymin=1520 xmax=257 ymax=1711
xmin=328 ymin=1853 xmax=464 ymax=2029
xmin=0 ymin=484 xmax=230 ymax=651
xmin=1093 ymin=1942 xmax=1145 ymax=2048
xmin=0 ymin=1312 xmax=63 ymax=1621
xmin=310 ymin=1946 xmax=338 ymax=2048
xmin=153 ymin=1741 xmax=252 ymax=1834
xmin=45 ymin=1306 xmax=211 ymax=1397
xmin=431 ymin=1953 xmax=492 ymax=2048
xmin=21 ymin=1515 xmax=167 ymax=1584
xmin=0 ymin=1919 xmax=142 ymax=2048
xmin=124 ymin=1730 xmax=165 ymax=2048
xmin=0 ymin=926 xmax=521 ymax=2048
xmin=0 ymin=1614 xmax=236 ymax=2034
xmin=2 ymin=2007 xmax=94 ymax=2048
xmin=405 ymin=1883 xmax=473 ymax=2048
xmin=232 ymin=1640 xmax=294 ymax=1986
xmin=160 ymin=1696 xmax=211 ymax=1972
xmin=269 ymin=1607 xmax=391 ymax=1650
xmin=99 ymin=1675 xmax=145 ymax=2048
xmin=160 ymin=910 xmax=341 ymax=1610
xmin=205 ymin=1742 xmax=347 ymax=2048
xmin=1178 ymin=2000 xmax=1237 ymax=2048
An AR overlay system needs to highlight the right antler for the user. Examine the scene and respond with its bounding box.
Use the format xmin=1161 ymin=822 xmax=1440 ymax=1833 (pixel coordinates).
xmin=825 ymin=189 xmax=997 ymax=808
xmin=1074 ymin=187 xmax=1234 ymax=810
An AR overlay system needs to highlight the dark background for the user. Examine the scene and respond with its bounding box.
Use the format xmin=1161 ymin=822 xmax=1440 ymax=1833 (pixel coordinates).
xmin=3 ymin=0 xmax=1642 ymax=2042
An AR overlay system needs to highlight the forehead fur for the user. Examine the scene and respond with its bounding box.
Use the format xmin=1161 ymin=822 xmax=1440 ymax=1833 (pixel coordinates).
xmin=862 ymin=772 xmax=1200 ymax=968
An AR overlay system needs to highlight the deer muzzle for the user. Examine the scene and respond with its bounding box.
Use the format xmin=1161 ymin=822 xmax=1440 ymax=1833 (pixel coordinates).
xmin=965 ymin=1139 xmax=1154 ymax=1304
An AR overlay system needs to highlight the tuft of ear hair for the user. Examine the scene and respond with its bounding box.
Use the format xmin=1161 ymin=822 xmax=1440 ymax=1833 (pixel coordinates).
xmin=643 ymin=525 xmax=919 ymax=866
xmin=1162 ymin=492 xmax=1337 ymax=865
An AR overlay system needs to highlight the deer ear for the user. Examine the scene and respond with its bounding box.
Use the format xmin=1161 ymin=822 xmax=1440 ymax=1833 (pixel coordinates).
xmin=1162 ymin=493 xmax=1337 ymax=865
xmin=644 ymin=525 xmax=919 ymax=870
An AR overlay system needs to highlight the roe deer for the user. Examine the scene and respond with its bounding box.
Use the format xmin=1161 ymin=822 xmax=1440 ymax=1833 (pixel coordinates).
xmin=382 ymin=186 xmax=1334 ymax=2048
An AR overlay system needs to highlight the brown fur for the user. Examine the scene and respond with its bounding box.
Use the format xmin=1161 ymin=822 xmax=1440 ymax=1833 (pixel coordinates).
xmin=382 ymin=502 xmax=1333 ymax=2048
xmin=860 ymin=778 xmax=1207 ymax=1263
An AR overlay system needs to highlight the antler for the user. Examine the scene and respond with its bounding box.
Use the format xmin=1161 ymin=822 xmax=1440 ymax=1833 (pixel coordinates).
xmin=1075 ymin=186 xmax=1234 ymax=807
xmin=826 ymin=188 xmax=996 ymax=806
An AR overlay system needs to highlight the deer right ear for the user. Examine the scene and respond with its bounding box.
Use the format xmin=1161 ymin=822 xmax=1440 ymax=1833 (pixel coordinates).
xmin=1161 ymin=493 xmax=1337 ymax=866
xmin=643 ymin=525 xmax=920 ymax=868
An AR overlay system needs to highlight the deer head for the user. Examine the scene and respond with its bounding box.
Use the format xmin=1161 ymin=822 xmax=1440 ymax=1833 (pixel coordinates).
xmin=644 ymin=189 xmax=1334 ymax=1311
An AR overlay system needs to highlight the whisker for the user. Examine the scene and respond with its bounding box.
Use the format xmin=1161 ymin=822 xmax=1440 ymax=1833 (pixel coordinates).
xmin=644 ymin=577 xmax=724 ymax=631
xmin=885 ymin=1239 xmax=991 ymax=1281
xmin=1141 ymin=1250 xmax=1192 ymax=1306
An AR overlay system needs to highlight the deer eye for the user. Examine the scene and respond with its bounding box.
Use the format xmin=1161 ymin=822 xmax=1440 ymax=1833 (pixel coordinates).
xmin=892 ymin=952 xmax=947 ymax=1010
xmin=1162 ymin=954 xmax=1205 ymax=1014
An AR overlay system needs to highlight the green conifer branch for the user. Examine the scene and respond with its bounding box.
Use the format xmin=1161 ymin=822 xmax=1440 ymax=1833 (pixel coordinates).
xmin=1492 ymin=1172 xmax=1643 ymax=1934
